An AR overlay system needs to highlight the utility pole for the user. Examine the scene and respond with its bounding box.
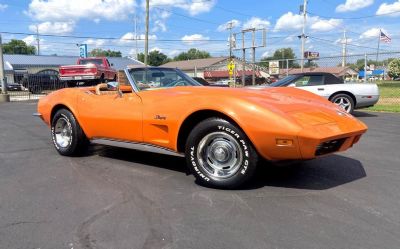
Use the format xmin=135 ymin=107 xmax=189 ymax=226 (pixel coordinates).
xmin=342 ymin=29 xmax=347 ymax=67
xmin=242 ymin=31 xmax=245 ymax=86
xmin=144 ymin=0 xmax=149 ymax=67
xmin=0 ymin=34 xmax=10 ymax=102
xmin=227 ymin=21 xmax=234 ymax=85
xmin=134 ymin=15 xmax=139 ymax=60
xmin=300 ymin=0 xmax=308 ymax=72
xmin=227 ymin=21 xmax=234 ymax=59
xmin=234 ymin=28 xmax=266 ymax=86
xmin=364 ymin=53 xmax=368 ymax=84
xmin=36 ymin=25 xmax=40 ymax=56
xmin=251 ymin=30 xmax=256 ymax=86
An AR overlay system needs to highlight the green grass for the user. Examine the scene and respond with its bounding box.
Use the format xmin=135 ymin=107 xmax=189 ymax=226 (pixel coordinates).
xmin=366 ymin=81 xmax=400 ymax=113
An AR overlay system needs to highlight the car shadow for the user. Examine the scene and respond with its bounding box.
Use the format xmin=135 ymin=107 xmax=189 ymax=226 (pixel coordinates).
xmin=352 ymin=111 xmax=378 ymax=117
xmin=94 ymin=145 xmax=188 ymax=173
xmin=245 ymin=154 xmax=366 ymax=190
xmin=93 ymin=146 xmax=366 ymax=191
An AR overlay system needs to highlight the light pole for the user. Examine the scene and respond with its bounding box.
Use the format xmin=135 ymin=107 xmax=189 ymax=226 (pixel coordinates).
xmin=0 ymin=34 xmax=10 ymax=102
xmin=144 ymin=0 xmax=149 ymax=67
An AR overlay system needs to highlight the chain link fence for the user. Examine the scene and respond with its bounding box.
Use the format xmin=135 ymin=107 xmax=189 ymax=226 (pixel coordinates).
xmin=4 ymin=68 xmax=67 ymax=101
xmin=258 ymin=51 xmax=400 ymax=109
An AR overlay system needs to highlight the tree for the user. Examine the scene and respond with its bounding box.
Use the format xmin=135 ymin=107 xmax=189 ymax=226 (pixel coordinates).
xmin=173 ymin=48 xmax=211 ymax=61
xmin=259 ymin=48 xmax=299 ymax=68
xmin=2 ymin=39 xmax=36 ymax=55
xmin=138 ymin=50 xmax=170 ymax=66
xmin=388 ymin=58 xmax=400 ymax=79
xmin=89 ymin=48 xmax=122 ymax=57
xmin=304 ymin=60 xmax=318 ymax=68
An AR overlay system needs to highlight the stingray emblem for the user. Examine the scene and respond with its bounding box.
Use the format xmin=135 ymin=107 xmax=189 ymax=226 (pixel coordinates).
xmin=155 ymin=115 xmax=167 ymax=120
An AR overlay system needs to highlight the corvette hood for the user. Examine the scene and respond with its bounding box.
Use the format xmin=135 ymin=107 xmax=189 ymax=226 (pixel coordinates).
xmin=166 ymin=86 xmax=334 ymax=112
xmin=155 ymin=86 xmax=355 ymax=127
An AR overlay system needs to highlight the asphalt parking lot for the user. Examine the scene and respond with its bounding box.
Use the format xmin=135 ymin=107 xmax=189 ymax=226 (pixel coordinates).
xmin=1 ymin=101 xmax=400 ymax=249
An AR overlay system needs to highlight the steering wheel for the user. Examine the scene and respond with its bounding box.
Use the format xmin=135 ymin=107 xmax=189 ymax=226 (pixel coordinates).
xmin=165 ymin=80 xmax=187 ymax=87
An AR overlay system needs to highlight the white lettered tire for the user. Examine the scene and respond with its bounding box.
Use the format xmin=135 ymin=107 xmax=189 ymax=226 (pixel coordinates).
xmin=51 ymin=109 xmax=89 ymax=156
xmin=185 ymin=118 xmax=258 ymax=189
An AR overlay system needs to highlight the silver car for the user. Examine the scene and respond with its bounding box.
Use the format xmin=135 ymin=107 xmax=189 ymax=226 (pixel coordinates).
xmin=271 ymin=73 xmax=380 ymax=113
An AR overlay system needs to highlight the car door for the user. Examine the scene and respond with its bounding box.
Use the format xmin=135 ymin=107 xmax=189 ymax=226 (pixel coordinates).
xmin=293 ymin=75 xmax=330 ymax=98
xmin=77 ymin=90 xmax=143 ymax=142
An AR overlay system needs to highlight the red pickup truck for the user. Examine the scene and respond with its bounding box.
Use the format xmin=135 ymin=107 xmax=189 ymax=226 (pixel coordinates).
xmin=59 ymin=57 xmax=117 ymax=86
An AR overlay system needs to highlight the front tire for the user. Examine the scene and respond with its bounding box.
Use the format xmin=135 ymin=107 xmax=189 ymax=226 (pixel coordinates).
xmin=185 ymin=118 xmax=258 ymax=189
xmin=331 ymin=93 xmax=354 ymax=113
xmin=51 ymin=109 xmax=89 ymax=156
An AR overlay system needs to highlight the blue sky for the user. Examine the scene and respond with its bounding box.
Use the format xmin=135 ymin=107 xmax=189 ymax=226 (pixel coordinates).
xmin=0 ymin=0 xmax=399 ymax=60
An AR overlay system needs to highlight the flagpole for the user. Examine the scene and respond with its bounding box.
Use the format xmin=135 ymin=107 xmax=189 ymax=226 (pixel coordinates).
xmin=376 ymin=29 xmax=381 ymax=65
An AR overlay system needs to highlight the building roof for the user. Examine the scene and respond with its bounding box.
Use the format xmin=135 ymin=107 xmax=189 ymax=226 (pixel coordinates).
xmin=161 ymin=57 xmax=228 ymax=70
xmin=3 ymin=54 xmax=142 ymax=70
xmin=281 ymin=67 xmax=358 ymax=76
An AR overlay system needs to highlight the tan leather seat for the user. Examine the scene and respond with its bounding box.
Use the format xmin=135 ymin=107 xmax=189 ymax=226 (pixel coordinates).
xmin=95 ymin=83 xmax=118 ymax=95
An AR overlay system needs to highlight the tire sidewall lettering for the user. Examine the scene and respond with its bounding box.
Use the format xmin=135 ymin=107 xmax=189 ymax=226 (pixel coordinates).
xmin=190 ymin=124 xmax=251 ymax=180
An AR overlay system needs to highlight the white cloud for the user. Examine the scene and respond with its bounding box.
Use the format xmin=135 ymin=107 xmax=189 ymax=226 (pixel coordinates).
xmin=148 ymin=0 xmax=216 ymax=16
xmin=29 ymin=21 xmax=75 ymax=35
xmin=376 ymin=0 xmax=400 ymax=16
xmin=118 ymin=32 xmax=157 ymax=44
xmin=336 ymin=0 xmax=374 ymax=12
xmin=243 ymin=17 xmax=270 ymax=29
xmin=27 ymin=0 xmax=136 ymax=22
xmin=217 ymin=19 xmax=241 ymax=32
xmin=150 ymin=47 xmax=162 ymax=52
xmin=23 ymin=35 xmax=39 ymax=46
xmin=0 ymin=3 xmax=8 ymax=11
xmin=274 ymin=12 xmax=307 ymax=31
xmin=181 ymin=34 xmax=210 ymax=44
xmin=84 ymin=39 xmax=106 ymax=48
xmin=274 ymin=12 xmax=340 ymax=32
xmin=335 ymin=38 xmax=353 ymax=44
xmin=310 ymin=19 xmax=342 ymax=32
xmin=168 ymin=50 xmax=180 ymax=57
xmin=261 ymin=51 xmax=269 ymax=58
xmin=359 ymin=28 xmax=389 ymax=39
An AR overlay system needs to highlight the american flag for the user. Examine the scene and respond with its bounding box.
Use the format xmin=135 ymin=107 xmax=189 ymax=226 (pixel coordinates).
xmin=380 ymin=31 xmax=391 ymax=43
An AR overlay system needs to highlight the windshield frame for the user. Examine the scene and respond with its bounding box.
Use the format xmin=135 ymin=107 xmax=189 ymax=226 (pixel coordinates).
xmin=270 ymin=75 xmax=299 ymax=87
xmin=126 ymin=67 xmax=202 ymax=92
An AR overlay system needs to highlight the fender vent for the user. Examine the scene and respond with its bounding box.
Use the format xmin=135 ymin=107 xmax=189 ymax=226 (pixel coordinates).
xmin=315 ymin=138 xmax=347 ymax=156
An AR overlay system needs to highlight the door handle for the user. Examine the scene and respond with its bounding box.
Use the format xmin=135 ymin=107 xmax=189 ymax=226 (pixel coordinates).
xmin=317 ymin=88 xmax=324 ymax=91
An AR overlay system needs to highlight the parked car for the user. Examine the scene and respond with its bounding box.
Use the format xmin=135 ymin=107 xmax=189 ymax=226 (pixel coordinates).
xmin=35 ymin=67 xmax=367 ymax=189
xmin=270 ymin=72 xmax=380 ymax=113
xmin=192 ymin=77 xmax=210 ymax=86
xmin=3 ymin=82 xmax=26 ymax=91
xmin=59 ymin=57 xmax=117 ymax=87
xmin=21 ymin=69 xmax=62 ymax=94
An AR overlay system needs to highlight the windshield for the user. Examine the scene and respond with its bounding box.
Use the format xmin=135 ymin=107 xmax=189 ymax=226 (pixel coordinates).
xmin=79 ymin=59 xmax=103 ymax=66
xmin=128 ymin=68 xmax=201 ymax=91
xmin=270 ymin=75 xmax=298 ymax=87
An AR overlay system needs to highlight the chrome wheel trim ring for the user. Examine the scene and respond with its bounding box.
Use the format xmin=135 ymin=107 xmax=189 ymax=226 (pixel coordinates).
xmin=54 ymin=117 xmax=72 ymax=148
xmin=334 ymin=97 xmax=352 ymax=113
xmin=197 ymin=132 xmax=243 ymax=179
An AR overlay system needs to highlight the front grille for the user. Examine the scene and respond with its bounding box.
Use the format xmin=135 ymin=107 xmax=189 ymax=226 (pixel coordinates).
xmin=315 ymin=138 xmax=347 ymax=156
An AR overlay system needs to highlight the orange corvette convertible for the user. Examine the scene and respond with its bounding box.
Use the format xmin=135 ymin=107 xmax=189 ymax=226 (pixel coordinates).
xmin=35 ymin=67 xmax=367 ymax=188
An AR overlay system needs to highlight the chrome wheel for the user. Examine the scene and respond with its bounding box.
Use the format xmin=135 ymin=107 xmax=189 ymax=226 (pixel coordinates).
xmin=197 ymin=132 xmax=243 ymax=179
xmin=333 ymin=96 xmax=352 ymax=113
xmin=54 ymin=117 xmax=72 ymax=148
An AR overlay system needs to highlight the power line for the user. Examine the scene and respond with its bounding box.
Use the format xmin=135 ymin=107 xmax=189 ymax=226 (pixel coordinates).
xmin=307 ymin=10 xmax=400 ymax=20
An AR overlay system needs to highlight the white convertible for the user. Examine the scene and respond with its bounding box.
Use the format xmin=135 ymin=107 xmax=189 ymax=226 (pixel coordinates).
xmin=271 ymin=72 xmax=380 ymax=113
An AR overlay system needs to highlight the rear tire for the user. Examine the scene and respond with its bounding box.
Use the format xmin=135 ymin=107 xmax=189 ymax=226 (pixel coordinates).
xmin=51 ymin=109 xmax=89 ymax=156
xmin=330 ymin=93 xmax=354 ymax=113
xmin=185 ymin=118 xmax=258 ymax=189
